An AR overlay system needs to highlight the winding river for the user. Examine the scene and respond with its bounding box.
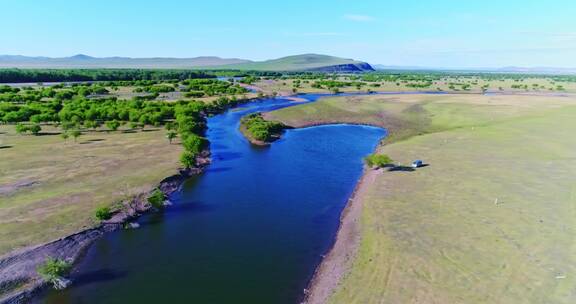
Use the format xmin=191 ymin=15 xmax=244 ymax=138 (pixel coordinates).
xmin=36 ymin=94 xmax=385 ymax=304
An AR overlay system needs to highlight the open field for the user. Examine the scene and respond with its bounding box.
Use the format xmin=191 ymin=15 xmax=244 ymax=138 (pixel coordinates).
xmin=0 ymin=125 xmax=182 ymax=256
xmin=268 ymin=94 xmax=576 ymax=303
xmin=255 ymin=76 xmax=576 ymax=96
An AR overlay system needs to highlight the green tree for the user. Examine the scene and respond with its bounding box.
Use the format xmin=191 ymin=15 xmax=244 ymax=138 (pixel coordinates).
xmin=180 ymin=151 xmax=196 ymax=168
xmin=70 ymin=129 xmax=81 ymax=142
xmin=29 ymin=124 xmax=41 ymax=136
xmin=364 ymin=153 xmax=394 ymax=168
xmin=37 ymin=257 xmax=72 ymax=284
xmin=148 ymin=189 xmax=166 ymax=209
xmin=166 ymin=130 xmax=177 ymax=144
xmin=95 ymin=206 xmax=112 ymax=221
xmin=182 ymin=133 xmax=206 ymax=154
xmin=15 ymin=123 xmax=28 ymax=134
xmin=105 ymin=120 xmax=120 ymax=132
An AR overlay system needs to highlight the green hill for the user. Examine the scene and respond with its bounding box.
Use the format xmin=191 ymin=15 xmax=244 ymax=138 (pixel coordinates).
xmin=218 ymin=54 xmax=374 ymax=72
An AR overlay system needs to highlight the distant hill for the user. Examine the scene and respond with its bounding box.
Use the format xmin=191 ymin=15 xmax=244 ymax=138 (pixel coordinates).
xmin=0 ymin=54 xmax=374 ymax=72
xmin=219 ymin=54 xmax=374 ymax=72
xmin=0 ymin=54 xmax=250 ymax=69
xmin=374 ymin=64 xmax=576 ymax=75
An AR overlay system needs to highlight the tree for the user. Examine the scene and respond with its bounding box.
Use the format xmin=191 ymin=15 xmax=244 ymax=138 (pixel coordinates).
xmin=37 ymin=257 xmax=72 ymax=286
xmin=95 ymin=206 xmax=112 ymax=221
xmin=84 ymin=120 xmax=99 ymax=130
xmin=364 ymin=153 xmax=394 ymax=168
xmin=148 ymin=189 xmax=166 ymax=209
xmin=29 ymin=124 xmax=41 ymax=136
xmin=180 ymin=151 xmax=196 ymax=168
xmin=105 ymin=120 xmax=120 ymax=132
xmin=15 ymin=123 xmax=28 ymax=135
xmin=182 ymin=133 xmax=206 ymax=154
xmin=70 ymin=129 xmax=81 ymax=142
xmin=166 ymin=131 xmax=177 ymax=144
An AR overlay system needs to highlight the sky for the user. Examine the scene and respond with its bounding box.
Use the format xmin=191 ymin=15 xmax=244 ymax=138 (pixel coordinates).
xmin=1 ymin=0 xmax=575 ymax=68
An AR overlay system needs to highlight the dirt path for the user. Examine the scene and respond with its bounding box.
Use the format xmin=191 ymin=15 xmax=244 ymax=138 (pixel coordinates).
xmin=303 ymin=168 xmax=380 ymax=304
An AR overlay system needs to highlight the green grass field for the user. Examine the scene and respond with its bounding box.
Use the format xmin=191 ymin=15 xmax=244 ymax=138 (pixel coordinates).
xmin=255 ymin=77 xmax=576 ymax=96
xmin=0 ymin=126 xmax=182 ymax=255
xmin=268 ymin=94 xmax=576 ymax=303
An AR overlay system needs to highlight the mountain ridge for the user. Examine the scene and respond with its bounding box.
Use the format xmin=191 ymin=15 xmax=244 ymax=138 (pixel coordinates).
xmin=0 ymin=54 xmax=374 ymax=72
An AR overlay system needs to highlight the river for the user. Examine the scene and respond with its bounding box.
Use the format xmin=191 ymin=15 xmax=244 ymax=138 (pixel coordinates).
xmin=35 ymin=94 xmax=385 ymax=304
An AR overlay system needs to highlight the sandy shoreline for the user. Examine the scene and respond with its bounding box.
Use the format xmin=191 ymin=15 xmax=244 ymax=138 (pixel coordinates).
xmin=302 ymin=167 xmax=380 ymax=304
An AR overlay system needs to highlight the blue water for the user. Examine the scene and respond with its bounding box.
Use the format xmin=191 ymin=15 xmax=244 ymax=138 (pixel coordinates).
xmin=37 ymin=94 xmax=385 ymax=304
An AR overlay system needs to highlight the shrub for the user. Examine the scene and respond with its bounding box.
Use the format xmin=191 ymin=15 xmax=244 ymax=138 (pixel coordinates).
xmin=37 ymin=257 xmax=72 ymax=282
xmin=148 ymin=189 xmax=166 ymax=209
xmin=95 ymin=206 xmax=112 ymax=221
xmin=29 ymin=124 xmax=41 ymax=135
xmin=364 ymin=153 xmax=394 ymax=168
xmin=105 ymin=120 xmax=121 ymax=132
xmin=182 ymin=133 xmax=206 ymax=154
xmin=180 ymin=151 xmax=196 ymax=168
xmin=15 ymin=123 xmax=28 ymax=134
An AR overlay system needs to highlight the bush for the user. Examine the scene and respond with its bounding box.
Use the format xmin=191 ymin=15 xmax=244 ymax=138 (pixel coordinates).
xmin=180 ymin=151 xmax=196 ymax=168
xmin=148 ymin=189 xmax=166 ymax=209
xmin=182 ymin=133 xmax=206 ymax=154
xmin=364 ymin=153 xmax=394 ymax=168
xmin=95 ymin=206 xmax=112 ymax=221
xmin=37 ymin=257 xmax=72 ymax=282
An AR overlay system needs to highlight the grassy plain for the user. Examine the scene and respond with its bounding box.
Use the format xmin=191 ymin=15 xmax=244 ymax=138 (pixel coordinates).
xmin=255 ymin=77 xmax=576 ymax=96
xmin=0 ymin=125 xmax=182 ymax=256
xmin=268 ymin=94 xmax=576 ymax=303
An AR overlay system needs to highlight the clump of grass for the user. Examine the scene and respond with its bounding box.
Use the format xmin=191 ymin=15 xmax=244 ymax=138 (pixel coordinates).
xmin=148 ymin=189 xmax=166 ymax=209
xmin=95 ymin=206 xmax=112 ymax=221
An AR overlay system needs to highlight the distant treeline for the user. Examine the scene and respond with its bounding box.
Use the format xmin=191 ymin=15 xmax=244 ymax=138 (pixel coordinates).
xmin=0 ymin=69 xmax=220 ymax=83
xmin=0 ymin=69 xmax=286 ymax=83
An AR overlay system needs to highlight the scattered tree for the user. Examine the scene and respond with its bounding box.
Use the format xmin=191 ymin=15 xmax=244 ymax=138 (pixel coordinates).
xmin=364 ymin=153 xmax=394 ymax=168
xmin=70 ymin=130 xmax=81 ymax=142
xmin=95 ymin=206 xmax=112 ymax=221
xmin=180 ymin=151 xmax=196 ymax=168
xmin=105 ymin=120 xmax=121 ymax=132
xmin=148 ymin=189 xmax=166 ymax=209
xmin=166 ymin=131 xmax=177 ymax=144
xmin=37 ymin=257 xmax=72 ymax=288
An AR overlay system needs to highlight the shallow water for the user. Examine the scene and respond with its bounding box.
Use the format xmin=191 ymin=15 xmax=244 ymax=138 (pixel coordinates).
xmin=36 ymin=95 xmax=385 ymax=304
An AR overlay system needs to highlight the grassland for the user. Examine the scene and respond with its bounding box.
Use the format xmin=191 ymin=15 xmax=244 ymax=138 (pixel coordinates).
xmin=255 ymin=76 xmax=576 ymax=96
xmin=0 ymin=125 xmax=182 ymax=256
xmin=268 ymin=94 xmax=576 ymax=303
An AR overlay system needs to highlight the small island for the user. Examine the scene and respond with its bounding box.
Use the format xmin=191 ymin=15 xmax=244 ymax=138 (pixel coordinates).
xmin=239 ymin=113 xmax=287 ymax=145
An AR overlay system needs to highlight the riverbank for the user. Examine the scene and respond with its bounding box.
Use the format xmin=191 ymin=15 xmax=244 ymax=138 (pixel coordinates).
xmin=0 ymin=152 xmax=210 ymax=304
xmin=268 ymin=93 xmax=576 ymax=303
xmin=303 ymin=167 xmax=380 ymax=304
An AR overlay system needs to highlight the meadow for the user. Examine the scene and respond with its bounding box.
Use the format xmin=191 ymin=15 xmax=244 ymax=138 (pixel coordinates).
xmin=0 ymin=124 xmax=181 ymax=255
xmin=268 ymin=93 xmax=576 ymax=303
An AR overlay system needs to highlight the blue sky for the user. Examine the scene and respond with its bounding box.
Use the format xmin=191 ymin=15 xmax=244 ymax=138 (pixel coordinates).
xmin=2 ymin=0 xmax=575 ymax=67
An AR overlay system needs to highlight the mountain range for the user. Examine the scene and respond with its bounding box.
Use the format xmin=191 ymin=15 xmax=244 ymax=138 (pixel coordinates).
xmin=0 ymin=54 xmax=374 ymax=72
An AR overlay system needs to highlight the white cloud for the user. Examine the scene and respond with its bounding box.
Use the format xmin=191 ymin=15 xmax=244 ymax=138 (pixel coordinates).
xmin=343 ymin=14 xmax=375 ymax=22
